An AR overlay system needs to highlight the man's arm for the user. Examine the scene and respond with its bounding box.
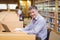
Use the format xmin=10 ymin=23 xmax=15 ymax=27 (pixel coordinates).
xmin=22 ymin=20 xmax=46 ymax=34
xmin=22 ymin=21 xmax=33 ymax=31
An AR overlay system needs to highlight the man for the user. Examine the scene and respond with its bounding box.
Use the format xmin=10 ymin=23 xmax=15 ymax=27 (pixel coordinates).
xmin=16 ymin=6 xmax=23 ymax=21
xmin=15 ymin=6 xmax=47 ymax=40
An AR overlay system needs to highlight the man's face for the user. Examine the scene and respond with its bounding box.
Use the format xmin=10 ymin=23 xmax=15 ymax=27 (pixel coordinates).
xmin=29 ymin=9 xmax=37 ymax=19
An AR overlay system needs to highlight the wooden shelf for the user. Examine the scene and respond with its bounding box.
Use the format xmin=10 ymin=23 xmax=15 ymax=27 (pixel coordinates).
xmin=34 ymin=0 xmax=60 ymax=34
xmin=49 ymin=22 xmax=55 ymax=26
xmin=49 ymin=22 xmax=55 ymax=25
xmin=49 ymin=16 xmax=55 ymax=19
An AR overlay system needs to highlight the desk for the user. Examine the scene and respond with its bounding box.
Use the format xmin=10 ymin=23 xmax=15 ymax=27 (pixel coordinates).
xmin=0 ymin=32 xmax=35 ymax=40
xmin=49 ymin=31 xmax=60 ymax=40
xmin=0 ymin=21 xmax=23 ymax=32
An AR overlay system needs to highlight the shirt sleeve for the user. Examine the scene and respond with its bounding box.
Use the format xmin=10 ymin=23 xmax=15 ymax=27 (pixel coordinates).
xmin=22 ymin=20 xmax=46 ymax=34
xmin=22 ymin=21 xmax=33 ymax=31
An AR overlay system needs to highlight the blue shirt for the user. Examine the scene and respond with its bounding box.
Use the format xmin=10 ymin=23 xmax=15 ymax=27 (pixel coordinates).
xmin=21 ymin=14 xmax=47 ymax=40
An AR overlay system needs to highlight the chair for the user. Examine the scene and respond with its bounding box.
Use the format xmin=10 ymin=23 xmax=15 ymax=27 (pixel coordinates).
xmin=45 ymin=29 xmax=51 ymax=40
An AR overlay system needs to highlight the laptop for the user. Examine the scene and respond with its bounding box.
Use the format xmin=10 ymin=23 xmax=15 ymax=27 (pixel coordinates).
xmin=1 ymin=23 xmax=10 ymax=32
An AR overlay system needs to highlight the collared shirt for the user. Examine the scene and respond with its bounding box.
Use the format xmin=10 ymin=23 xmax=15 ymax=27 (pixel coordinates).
xmin=21 ymin=14 xmax=47 ymax=40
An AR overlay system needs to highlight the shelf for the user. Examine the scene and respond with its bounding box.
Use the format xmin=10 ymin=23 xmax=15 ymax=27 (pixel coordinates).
xmin=49 ymin=22 xmax=55 ymax=25
xmin=42 ymin=15 xmax=55 ymax=19
xmin=51 ymin=23 xmax=55 ymax=25
xmin=34 ymin=0 xmax=60 ymax=34
xmin=49 ymin=16 xmax=55 ymax=19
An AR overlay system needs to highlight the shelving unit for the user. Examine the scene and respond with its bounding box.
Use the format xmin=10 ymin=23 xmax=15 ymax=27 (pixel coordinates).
xmin=34 ymin=0 xmax=60 ymax=34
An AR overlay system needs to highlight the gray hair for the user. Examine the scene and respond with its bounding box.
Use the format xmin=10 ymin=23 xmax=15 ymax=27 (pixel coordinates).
xmin=29 ymin=6 xmax=37 ymax=10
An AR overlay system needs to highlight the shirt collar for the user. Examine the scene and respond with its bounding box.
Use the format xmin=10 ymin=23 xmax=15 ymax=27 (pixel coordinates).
xmin=33 ymin=14 xmax=40 ymax=21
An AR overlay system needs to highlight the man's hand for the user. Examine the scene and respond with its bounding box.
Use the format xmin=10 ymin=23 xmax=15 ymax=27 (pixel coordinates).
xmin=14 ymin=28 xmax=22 ymax=32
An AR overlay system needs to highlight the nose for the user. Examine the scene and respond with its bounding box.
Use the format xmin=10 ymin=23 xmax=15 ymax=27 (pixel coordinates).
xmin=30 ymin=13 xmax=34 ymax=16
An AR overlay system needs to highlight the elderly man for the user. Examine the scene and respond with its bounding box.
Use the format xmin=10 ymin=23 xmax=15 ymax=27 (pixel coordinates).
xmin=15 ymin=6 xmax=47 ymax=40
